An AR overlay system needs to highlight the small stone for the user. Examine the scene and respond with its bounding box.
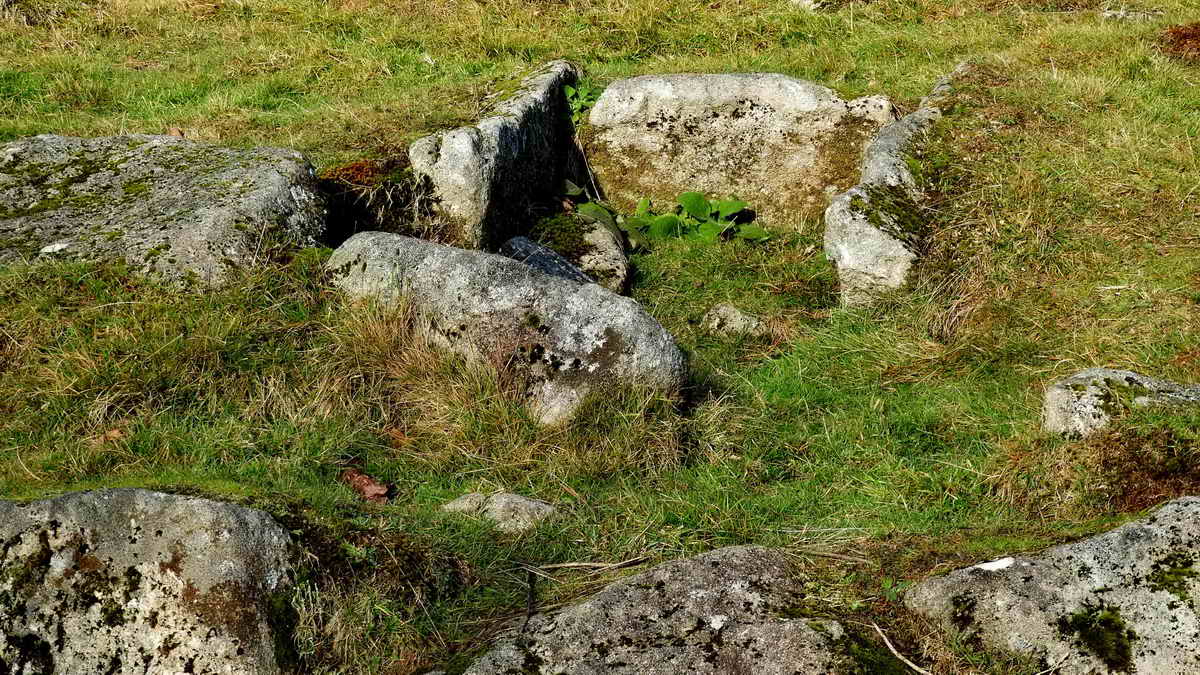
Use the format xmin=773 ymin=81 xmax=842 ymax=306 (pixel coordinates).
xmin=442 ymin=492 xmax=557 ymax=533
xmin=1100 ymin=8 xmax=1162 ymax=21
xmin=701 ymin=303 xmax=767 ymax=338
xmin=906 ymin=497 xmax=1200 ymax=674
xmin=1043 ymin=367 xmax=1200 ymax=438
xmin=499 ymin=236 xmax=594 ymax=284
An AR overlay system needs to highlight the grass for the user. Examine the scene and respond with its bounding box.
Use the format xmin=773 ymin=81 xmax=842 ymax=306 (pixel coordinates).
xmin=2 ymin=0 xmax=1200 ymax=672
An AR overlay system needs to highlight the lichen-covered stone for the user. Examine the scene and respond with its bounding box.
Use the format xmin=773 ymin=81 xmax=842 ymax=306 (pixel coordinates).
xmin=409 ymin=61 xmax=579 ymax=250
xmin=441 ymin=492 xmax=557 ymax=533
xmin=586 ymin=73 xmax=896 ymax=225
xmin=326 ymin=232 xmax=685 ymax=424
xmin=906 ymin=497 xmax=1200 ymax=674
xmin=1043 ymin=367 xmax=1200 ymax=438
xmin=823 ymin=66 xmax=963 ymax=306
xmin=0 ymin=489 xmax=293 ymax=674
xmin=463 ymin=546 xmax=849 ymax=675
xmin=0 ymin=134 xmax=325 ymax=283
xmin=577 ymin=219 xmax=629 ymax=294
xmin=499 ymin=236 xmax=594 ymax=284
xmin=701 ymin=303 xmax=767 ymax=338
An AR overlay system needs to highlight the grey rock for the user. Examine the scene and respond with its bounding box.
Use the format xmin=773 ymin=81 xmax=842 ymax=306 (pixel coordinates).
xmin=409 ymin=61 xmax=579 ymax=250
xmin=441 ymin=492 xmax=557 ymax=533
xmin=499 ymin=236 xmax=594 ymax=284
xmin=326 ymin=232 xmax=685 ymax=424
xmin=0 ymin=134 xmax=325 ymax=283
xmin=578 ymin=219 xmax=630 ymax=294
xmin=0 ymin=488 xmax=293 ymax=674
xmin=586 ymin=73 xmax=896 ymax=225
xmin=1100 ymin=8 xmax=1162 ymax=20
xmin=906 ymin=497 xmax=1200 ymax=674
xmin=702 ymin=303 xmax=767 ymax=338
xmin=823 ymin=66 xmax=964 ymax=306
xmin=464 ymin=546 xmax=849 ymax=675
xmin=1043 ymin=367 xmax=1200 ymax=438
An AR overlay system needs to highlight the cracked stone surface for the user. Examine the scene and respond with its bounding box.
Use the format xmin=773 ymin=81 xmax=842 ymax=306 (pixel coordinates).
xmin=409 ymin=61 xmax=580 ymax=250
xmin=327 ymin=232 xmax=685 ymax=424
xmin=0 ymin=134 xmax=325 ymax=284
xmin=463 ymin=546 xmax=848 ymax=675
xmin=441 ymin=493 xmax=557 ymax=533
xmin=907 ymin=497 xmax=1200 ymax=674
xmin=1043 ymin=367 xmax=1200 ymax=438
xmin=586 ymin=73 xmax=896 ymax=225
xmin=0 ymin=489 xmax=293 ymax=674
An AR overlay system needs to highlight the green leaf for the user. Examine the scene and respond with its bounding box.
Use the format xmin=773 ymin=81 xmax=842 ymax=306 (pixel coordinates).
xmin=694 ymin=220 xmax=725 ymax=243
xmin=635 ymin=197 xmax=652 ymax=218
xmin=734 ymin=224 xmax=771 ymax=242
xmin=563 ymin=179 xmax=585 ymax=198
xmin=715 ymin=198 xmax=747 ymax=221
xmin=677 ymin=191 xmax=712 ymax=222
xmin=625 ymin=215 xmax=653 ymax=232
xmin=649 ymin=214 xmax=682 ymax=237
xmin=576 ymin=202 xmax=616 ymax=228
xmin=564 ymin=85 xmax=577 ymax=98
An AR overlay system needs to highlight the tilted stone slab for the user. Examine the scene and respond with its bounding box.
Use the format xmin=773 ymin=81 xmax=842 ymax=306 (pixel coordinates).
xmin=409 ymin=61 xmax=579 ymax=250
xmin=0 ymin=489 xmax=293 ymax=674
xmin=463 ymin=546 xmax=850 ymax=674
xmin=1043 ymin=367 xmax=1200 ymax=438
xmin=906 ymin=497 xmax=1200 ymax=674
xmin=585 ymin=73 xmax=896 ymax=225
xmin=326 ymin=232 xmax=685 ymax=424
xmin=823 ymin=67 xmax=962 ymax=306
xmin=499 ymin=235 xmax=594 ymax=284
xmin=0 ymin=134 xmax=325 ymax=283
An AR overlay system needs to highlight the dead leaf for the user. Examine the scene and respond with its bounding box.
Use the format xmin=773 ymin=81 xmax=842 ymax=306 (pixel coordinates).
xmin=340 ymin=468 xmax=391 ymax=504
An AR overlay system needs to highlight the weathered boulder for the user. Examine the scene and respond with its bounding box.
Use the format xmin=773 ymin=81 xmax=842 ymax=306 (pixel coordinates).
xmin=702 ymin=303 xmax=767 ymax=338
xmin=409 ymin=61 xmax=580 ymax=250
xmin=823 ymin=67 xmax=961 ymax=305
xmin=0 ymin=489 xmax=293 ymax=674
xmin=464 ymin=546 xmax=850 ymax=674
xmin=906 ymin=497 xmax=1200 ymax=674
xmin=499 ymin=236 xmax=594 ymax=284
xmin=326 ymin=232 xmax=686 ymax=424
xmin=585 ymin=73 xmax=896 ymax=225
xmin=1043 ymin=367 xmax=1200 ymax=438
xmin=576 ymin=219 xmax=630 ymax=293
xmin=441 ymin=492 xmax=557 ymax=533
xmin=0 ymin=134 xmax=325 ymax=283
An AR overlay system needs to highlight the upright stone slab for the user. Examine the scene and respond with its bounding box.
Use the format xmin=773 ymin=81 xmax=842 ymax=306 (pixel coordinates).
xmin=585 ymin=73 xmax=896 ymax=225
xmin=327 ymin=232 xmax=686 ymax=424
xmin=0 ymin=489 xmax=294 ymax=674
xmin=0 ymin=134 xmax=326 ymax=283
xmin=906 ymin=497 xmax=1200 ymax=674
xmin=823 ymin=66 xmax=963 ymax=305
xmin=409 ymin=61 xmax=580 ymax=250
xmin=463 ymin=546 xmax=852 ymax=674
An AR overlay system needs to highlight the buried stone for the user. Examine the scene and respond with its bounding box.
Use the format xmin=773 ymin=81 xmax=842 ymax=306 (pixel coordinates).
xmin=906 ymin=497 xmax=1200 ymax=674
xmin=1042 ymin=367 xmax=1200 ymax=439
xmin=0 ymin=134 xmax=325 ymax=283
xmin=441 ymin=492 xmax=557 ymax=533
xmin=326 ymin=232 xmax=685 ymax=424
xmin=0 ymin=489 xmax=294 ymax=674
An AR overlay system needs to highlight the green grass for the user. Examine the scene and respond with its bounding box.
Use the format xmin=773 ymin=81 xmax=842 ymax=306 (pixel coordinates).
xmin=3 ymin=0 xmax=1200 ymax=672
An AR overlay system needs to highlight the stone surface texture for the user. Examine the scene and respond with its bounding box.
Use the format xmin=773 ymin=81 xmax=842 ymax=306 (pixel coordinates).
xmin=0 ymin=134 xmax=325 ymax=283
xmin=906 ymin=497 xmax=1200 ymax=674
xmin=499 ymin=236 xmax=594 ymax=284
xmin=409 ymin=61 xmax=580 ymax=250
xmin=585 ymin=73 xmax=896 ymax=224
xmin=326 ymin=232 xmax=685 ymax=424
xmin=0 ymin=489 xmax=293 ymax=674
xmin=577 ymin=220 xmax=630 ymax=293
xmin=702 ymin=303 xmax=767 ymax=338
xmin=441 ymin=492 xmax=557 ymax=533
xmin=464 ymin=546 xmax=848 ymax=675
xmin=1043 ymin=367 xmax=1200 ymax=438
xmin=823 ymin=67 xmax=961 ymax=305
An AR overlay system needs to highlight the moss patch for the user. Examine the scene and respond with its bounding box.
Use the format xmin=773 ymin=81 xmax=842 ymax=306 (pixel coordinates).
xmin=529 ymin=212 xmax=594 ymax=263
xmin=1057 ymin=603 xmax=1137 ymax=673
xmin=1147 ymin=553 xmax=1199 ymax=601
